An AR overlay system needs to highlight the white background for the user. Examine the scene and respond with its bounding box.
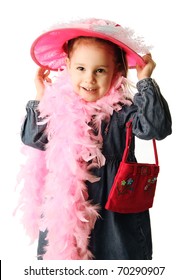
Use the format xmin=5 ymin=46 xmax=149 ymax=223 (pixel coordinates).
xmin=0 ymin=0 xmax=186 ymax=278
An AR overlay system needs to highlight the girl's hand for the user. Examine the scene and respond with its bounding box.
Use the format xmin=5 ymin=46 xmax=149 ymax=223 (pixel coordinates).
xmin=35 ymin=67 xmax=51 ymax=100
xmin=136 ymin=53 xmax=156 ymax=80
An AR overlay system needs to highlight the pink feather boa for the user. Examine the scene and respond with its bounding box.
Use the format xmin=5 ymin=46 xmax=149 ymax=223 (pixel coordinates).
xmin=17 ymin=70 xmax=132 ymax=259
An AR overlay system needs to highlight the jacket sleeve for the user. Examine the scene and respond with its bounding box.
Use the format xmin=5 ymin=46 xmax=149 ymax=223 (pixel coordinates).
xmin=21 ymin=100 xmax=48 ymax=150
xmin=132 ymin=78 xmax=172 ymax=140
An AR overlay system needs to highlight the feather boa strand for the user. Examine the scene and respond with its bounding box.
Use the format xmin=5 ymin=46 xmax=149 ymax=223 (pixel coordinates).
xmin=17 ymin=70 xmax=132 ymax=259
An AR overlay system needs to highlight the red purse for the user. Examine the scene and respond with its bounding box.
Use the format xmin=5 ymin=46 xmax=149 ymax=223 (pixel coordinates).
xmin=105 ymin=120 xmax=159 ymax=213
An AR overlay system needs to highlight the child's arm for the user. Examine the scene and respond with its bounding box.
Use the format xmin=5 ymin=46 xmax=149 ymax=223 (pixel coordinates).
xmin=21 ymin=100 xmax=48 ymax=150
xmin=21 ymin=67 xmax=51 ymax=150
xmin=132 ymin=78 xmax=172 ymax=140
xmin=129 ymin=53 xmax=172 ymax=140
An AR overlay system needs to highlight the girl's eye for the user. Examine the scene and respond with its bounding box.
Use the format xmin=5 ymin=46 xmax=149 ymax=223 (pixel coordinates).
xmin=77 ymin=67 xmax=85 ymax=71
xmin=96 ymin=68 xmax=105 ymax=74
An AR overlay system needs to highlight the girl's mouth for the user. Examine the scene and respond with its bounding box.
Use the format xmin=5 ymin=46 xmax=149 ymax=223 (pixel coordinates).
xmin=82 ymin=87 xmax=97 ymax=93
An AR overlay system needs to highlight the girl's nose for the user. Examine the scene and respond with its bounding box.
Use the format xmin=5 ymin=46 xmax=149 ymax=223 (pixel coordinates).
xmin=85 ymin=71 xmax=96 ymax=84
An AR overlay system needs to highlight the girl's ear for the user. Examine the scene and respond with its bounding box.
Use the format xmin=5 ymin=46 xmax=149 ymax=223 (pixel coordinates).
xmin=65 ymin=57 xmax=70 ymax=70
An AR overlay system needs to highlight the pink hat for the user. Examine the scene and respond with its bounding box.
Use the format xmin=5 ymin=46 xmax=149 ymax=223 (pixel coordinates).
xmin=31 ymin=18 xmax=150 ymax=71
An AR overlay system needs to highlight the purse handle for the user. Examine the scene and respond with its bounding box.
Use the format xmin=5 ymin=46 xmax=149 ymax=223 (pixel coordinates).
xmin=122 ymin=120 xmax=159 ymax=165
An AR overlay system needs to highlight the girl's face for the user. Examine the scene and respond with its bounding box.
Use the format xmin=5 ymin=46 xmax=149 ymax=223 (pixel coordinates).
xmin=66 ymin=40 xmax=117 ymax=102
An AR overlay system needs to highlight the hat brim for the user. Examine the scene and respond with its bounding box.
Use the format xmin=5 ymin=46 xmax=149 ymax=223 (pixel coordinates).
xmin=31 ymin=28 xmax=145 ymax=71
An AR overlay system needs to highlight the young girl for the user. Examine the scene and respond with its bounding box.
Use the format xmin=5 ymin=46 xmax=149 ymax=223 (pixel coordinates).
xmin=19 ymin=18 xmax=172 ymax=260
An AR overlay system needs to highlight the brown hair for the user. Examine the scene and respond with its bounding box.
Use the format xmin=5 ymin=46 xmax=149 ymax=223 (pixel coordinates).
xmin=64 ymin=37 xmax=128 ymax=77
